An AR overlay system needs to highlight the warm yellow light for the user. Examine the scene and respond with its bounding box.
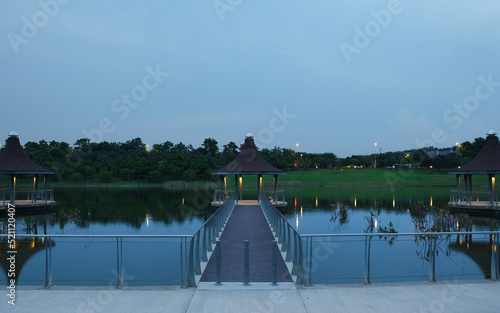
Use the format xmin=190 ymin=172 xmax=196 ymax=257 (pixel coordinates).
xmin=300 ymin=206 xmax=303 ymax=217
xmin=315 ymin=197 xmax=318 ymax=208
xmin=430 ymin=196 xmax=433 ymax=207
xmin=354 ymin=196 xmax=357 ymax=208
xmin=393 ymin=196 xmax=395 ymax=208
xmin=182 ymin=197 xmax=185 ymax=205
xmin=31 ymin=238 xmax=35 ymax=249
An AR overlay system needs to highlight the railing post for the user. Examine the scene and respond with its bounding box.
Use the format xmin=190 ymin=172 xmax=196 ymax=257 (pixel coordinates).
xmin=44 ymin=236 xmax=52 ymax=289
xmin=187 ymin=237 xmax=196 ymax=287
xmin=428 ymin=235 xmax=437 ymax=283
xmin=364 ymin=235 xmax=372 ymax=285
xmin=216 ymin=240 xmax=222 ymax=286
xmin=116 ymin=237 xmax=123 ymax=289
xmin=244 ymin=240 xmax=250 ymax=286
xmin=491 ymin=234 xmax=499 ymax=281
xmin=194 ymin=233 xmax=201 ymax=275
xmin=272 ymin=240 xmax=278 ymax=286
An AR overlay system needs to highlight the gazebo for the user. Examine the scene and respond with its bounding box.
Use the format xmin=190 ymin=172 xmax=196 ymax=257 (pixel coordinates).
xmin=449 ymin=131 xmax=500 ymax=212
xmin=211 ymin=134 xmax=287 ymax=207
xmin=0 ymin=132 xmax=55 ymax=211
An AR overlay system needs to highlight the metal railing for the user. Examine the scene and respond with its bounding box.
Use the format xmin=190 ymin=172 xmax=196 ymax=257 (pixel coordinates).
xmin=260 ymin=195 xmax=500 ymax=286
xmin=260 ymin=194 xmax=304 ymax=283
xmin=1 ymin=189 xmax=55 ymax=205
xmin=450 ymin=190 xmax=499 ymax=207
xmin=265 ymin=189 xmax=286 ymax=205
xmin=0 ymin=194 xmax=235 ymax=288
xmin=189 ymin=194 xmax=235 ymax=285
xmin=212 ymin=189 xmax=234 ymax=204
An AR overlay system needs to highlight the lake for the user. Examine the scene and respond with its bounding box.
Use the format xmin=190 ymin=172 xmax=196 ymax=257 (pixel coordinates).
xmin=1 ymin=186 xmax=499 ymax=286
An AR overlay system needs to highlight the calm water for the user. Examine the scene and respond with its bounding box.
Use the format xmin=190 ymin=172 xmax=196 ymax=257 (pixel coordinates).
xmin=1 ymin=186 xmax=499 ymax=286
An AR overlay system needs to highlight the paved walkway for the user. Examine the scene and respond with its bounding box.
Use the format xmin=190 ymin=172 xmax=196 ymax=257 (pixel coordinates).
xmin=200 ymin=204 xmax=292 ymax=283
xmin=3 ymin=281 xmax=499 ymax=313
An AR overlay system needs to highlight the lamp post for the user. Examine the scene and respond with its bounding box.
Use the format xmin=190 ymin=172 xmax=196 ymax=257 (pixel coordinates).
xmin=374 ymin=143 xmax=377 ymax=169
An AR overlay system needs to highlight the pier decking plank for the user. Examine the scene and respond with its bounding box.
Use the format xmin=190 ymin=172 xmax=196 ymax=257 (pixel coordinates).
xmin=200 ymin=204 xmax=293 ymax=283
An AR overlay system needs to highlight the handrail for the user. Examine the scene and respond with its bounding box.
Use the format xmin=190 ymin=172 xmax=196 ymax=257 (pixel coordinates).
xmin=0 ymin=194 xmax=236 ymax=288
xmin=260 ymin=194 xmax=304 ymax=284
xmin=1 ymin=189 xmax=55 ymax=205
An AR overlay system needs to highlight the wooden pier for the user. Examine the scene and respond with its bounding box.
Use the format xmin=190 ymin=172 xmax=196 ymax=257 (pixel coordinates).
xmin=200 ymin=203 xmax=293 ymax=283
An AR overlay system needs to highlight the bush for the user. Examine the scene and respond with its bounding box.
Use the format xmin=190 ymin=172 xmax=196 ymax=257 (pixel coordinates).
xmin=147 ymin=170 xmax=162 ymax=183
xmin=70 ymin=173 xmax=84 ymax=183
xmin=98 ymin=170 xmax=113 ymax=182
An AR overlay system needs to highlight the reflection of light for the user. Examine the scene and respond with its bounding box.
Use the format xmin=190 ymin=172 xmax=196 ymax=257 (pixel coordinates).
xmin=42 ymin=237 xmax=45 ymax=244
xmin=354 ymin=196 xmax=357 ymax=208
xmin=393 ymin=196 xmax=395 ymax=208
xmin=460 ymin=239 xmax=463 ymax=246
xmin=31 ymin=238 xmax=35 ymax=249
xmin=294 ymin=197 xmax=297 ymax=208
xmin=182 ymin=197 xmax=185 ymax=205
xmin=315 ymin=197 xmax=318 ymax=208
xmin=374 ymin=219 xmax=378 ymax=229
xmin=430 ymin=196 xmax=433 ymax=207
xmin=146 ymin=214 xmax=150 ymax=227
xmin=467 ymin=242 xmax=469 ymax=249
xmin=296 ymin=214 xmax=299 ymax=229
xmin=456 ymin=221 xmax=459 ymax=230
xmin=301 ymin=206 xmax=303 ymax=217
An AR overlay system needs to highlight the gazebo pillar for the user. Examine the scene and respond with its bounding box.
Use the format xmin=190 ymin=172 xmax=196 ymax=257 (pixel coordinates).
xmin=10 ymin=174 xmax=15 ymax=204
xmin=455 ymin=174 xmax=461 ymax=201
xmin=234 ymin=174 xmax=238 ymax=203
xmin=464 ymin=174 xmax=471 ymax=203
xmin=273 ymin=174 xmax=278 ymax=203
xmin=239 ymin=175 xmax=243 ymax=201
xmin=34 ymin=174 xmax=39 ymax=203
xmin=489 ymin=174 xmax=496 ymax=208
xmin=257 ymin=174 xmax=262 ymax=203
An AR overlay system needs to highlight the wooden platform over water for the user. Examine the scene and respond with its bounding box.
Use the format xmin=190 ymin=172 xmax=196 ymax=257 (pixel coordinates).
xmin=200 ymin=203 xmax=293 ymax=283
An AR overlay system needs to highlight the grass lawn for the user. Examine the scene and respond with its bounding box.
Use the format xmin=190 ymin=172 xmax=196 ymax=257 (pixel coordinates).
xmin=276 ymin=169 xmax=457 ymax=187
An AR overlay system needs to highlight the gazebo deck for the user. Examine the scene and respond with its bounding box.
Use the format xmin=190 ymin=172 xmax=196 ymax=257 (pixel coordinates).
xmin=212 ymin=199 xmax=287 ymax=208
xmin=448 ymin=201 xmax=500 ymax=211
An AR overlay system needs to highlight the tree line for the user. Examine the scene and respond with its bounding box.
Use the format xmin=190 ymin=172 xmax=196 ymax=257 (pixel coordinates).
xmin=2 ymin=136 xmax=489 ymax=183
xmin=13 ymin=137 xmax=337 ymax=183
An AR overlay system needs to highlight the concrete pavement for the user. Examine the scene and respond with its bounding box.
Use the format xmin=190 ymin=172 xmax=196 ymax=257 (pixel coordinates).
xmin=2 ymin=280 xmax=499 ymax=313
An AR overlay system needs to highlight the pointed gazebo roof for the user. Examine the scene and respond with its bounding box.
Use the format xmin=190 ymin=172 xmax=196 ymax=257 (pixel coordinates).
xmin=449 ymin=131 xmax=500 ymax=174
xmin=0 ymin=132 xmax=54 ymax=174
xmin=212 ymin=134 xmax=286 ymax=175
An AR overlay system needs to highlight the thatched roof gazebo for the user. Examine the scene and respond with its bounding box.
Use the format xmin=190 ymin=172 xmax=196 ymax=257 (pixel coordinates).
xmin=211 ymin=134 xmax=286 ymax=207
xmin=449 ymin=131 xmax=500 ymax=212
xmin=0 ymin=132 xmax=55 ymax=211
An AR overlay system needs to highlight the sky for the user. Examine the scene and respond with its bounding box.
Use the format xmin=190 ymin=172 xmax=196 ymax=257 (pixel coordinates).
xmin=1 ymin=0 xmax=500 ymax=157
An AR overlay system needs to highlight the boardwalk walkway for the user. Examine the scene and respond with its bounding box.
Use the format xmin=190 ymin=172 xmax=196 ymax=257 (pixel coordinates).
xmin=200 ymin=203 xmax=292 ymax=283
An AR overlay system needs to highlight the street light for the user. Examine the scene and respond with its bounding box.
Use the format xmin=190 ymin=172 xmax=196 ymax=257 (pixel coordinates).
xmin=374 ymin=142 xmax=377 ymax=169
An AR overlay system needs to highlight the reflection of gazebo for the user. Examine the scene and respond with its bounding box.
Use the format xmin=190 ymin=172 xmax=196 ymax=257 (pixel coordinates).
xmin=0 ymin=132 xmax=55 ymax=212
xmin=0 ymin=237 xmax=54 ymax=282
xmin=448 ymin=239 xmax=498 ymax=280
xmin=449 ymin=131 xmax=500 ymax=213
xmin=211 ymin=134 xmax=287 ymax=207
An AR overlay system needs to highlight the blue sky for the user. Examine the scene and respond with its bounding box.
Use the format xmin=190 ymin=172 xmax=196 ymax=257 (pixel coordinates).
xmin=1 ymin=0 xmax=500 ymax=157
